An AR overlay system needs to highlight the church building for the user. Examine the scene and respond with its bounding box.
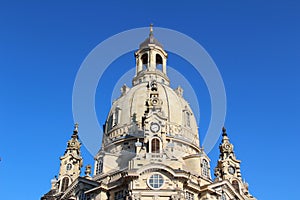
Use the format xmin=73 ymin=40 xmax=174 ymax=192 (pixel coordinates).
xmin=41 ymin=26 xmax=256 ymax=200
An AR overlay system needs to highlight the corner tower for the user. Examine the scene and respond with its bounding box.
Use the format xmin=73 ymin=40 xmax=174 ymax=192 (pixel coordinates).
xmin=57 ymin=123 xmax=83 ymax=190
xmin=212 ymin=127 xmax=256 ymax=200
xmin=41 ymin=124 xmax=84 ymax=200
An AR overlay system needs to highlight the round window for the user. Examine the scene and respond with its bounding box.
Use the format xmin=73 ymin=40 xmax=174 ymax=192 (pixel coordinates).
xmin=148 ymin=174 xmax=164 ymax=189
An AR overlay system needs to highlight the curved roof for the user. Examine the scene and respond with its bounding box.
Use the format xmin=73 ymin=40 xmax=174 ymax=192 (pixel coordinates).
xmin=139 ymin=34 xmax=163 ymax=49
xmin=106 ymin=80 xmax=199 ymax=145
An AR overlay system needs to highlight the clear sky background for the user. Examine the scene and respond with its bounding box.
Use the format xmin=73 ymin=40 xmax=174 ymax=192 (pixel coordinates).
xmin=0 ymin=1 xmax=299 ymax=199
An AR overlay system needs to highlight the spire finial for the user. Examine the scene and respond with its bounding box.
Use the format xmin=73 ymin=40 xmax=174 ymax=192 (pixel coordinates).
xmin=149 ymin=23 xmax=154 ymax=36
xmin=222 ymin=126 xmax=227 ymax=136
xmin=73 ymin=123 xmax=79 ymax=134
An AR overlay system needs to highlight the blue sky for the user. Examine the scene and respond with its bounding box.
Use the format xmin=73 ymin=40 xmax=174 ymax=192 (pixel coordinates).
xmin=0 ymin=1 xmax=299 ymax=199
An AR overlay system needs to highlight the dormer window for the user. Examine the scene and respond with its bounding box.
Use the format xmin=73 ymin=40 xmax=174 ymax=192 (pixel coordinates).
xmin=96 ymin=159 xmax=103 ymax=175
xmin=202 ymin=159 xmax=209 ymax=177
xmin=107 ymin=115 xmax=113 ymax=131
xmin=185 ymin=112 xmax=191 ymax=127
xmin=113 ymin=107 xmax=121 ymax=126
xmin=107 ymin=107 xmax=121 ymax=130
xmin=185 ymin=111 xmax=191 ymax=127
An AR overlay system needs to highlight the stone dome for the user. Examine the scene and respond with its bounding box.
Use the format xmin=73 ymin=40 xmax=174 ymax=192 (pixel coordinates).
xmin=104 ymin=80 xmax=199 ymax=147
xmin=101 ymin=27 xmax=201 ymax=160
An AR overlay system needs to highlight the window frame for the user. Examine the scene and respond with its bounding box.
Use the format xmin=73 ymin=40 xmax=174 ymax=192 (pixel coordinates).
xmin=185 ymin=191 xmax=194 ymax=200
xmin=60 ymin=177 xmax=69 ymax=192
xmin=96 ymin=159 xmax=103 ymax=175
xmin=202 ymin=159 xmax=209 ymax=177
xmin=147 ymin=173 xmax=164 ymax=190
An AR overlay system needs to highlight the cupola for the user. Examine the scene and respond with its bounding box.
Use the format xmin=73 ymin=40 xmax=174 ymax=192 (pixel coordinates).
xmin=133 ymin=24 xmax=169 ymax=86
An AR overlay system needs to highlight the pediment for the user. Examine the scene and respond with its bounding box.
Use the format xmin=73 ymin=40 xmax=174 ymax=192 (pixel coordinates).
xmin=201 ymin=180 xmax=244 ymax=200
xmin=60 ymin=177 xmax=99 ymax=200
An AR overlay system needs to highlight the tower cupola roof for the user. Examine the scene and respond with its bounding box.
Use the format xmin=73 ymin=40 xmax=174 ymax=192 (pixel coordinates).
xmin=139 ymin=24 xmax=163 ymax=49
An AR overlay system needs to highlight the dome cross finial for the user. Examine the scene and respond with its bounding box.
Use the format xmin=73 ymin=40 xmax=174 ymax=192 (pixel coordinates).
xmin=149 ymin=23 xmax=154 ymax=37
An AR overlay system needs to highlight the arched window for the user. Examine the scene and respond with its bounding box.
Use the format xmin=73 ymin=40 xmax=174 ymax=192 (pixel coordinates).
xmin=61 ymin=177 xmax=69 ymax=192
xmin=156 ymin=54 xmax=162 ymax=70
xmin=202 ymin=159 xmax=209 ymax=177
xmin=151 ymin=138 xmax=160 ymax=153
xmin=141 ymin=53 xmax=148 ymax=70
xmin=114 ymin=109 xmax=119 ymax=126
xmin=113 ymin=107 xmax=121 ymax=127
xmin=232 ymin=180 xmax=240 ymax=192
xmin=96 ymin=159 xmax=103 ymax=175
xmin=185 ymin=112 xmax=191 ymax=127
xmin=107 ymin=114 xmax=113 ymax=131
